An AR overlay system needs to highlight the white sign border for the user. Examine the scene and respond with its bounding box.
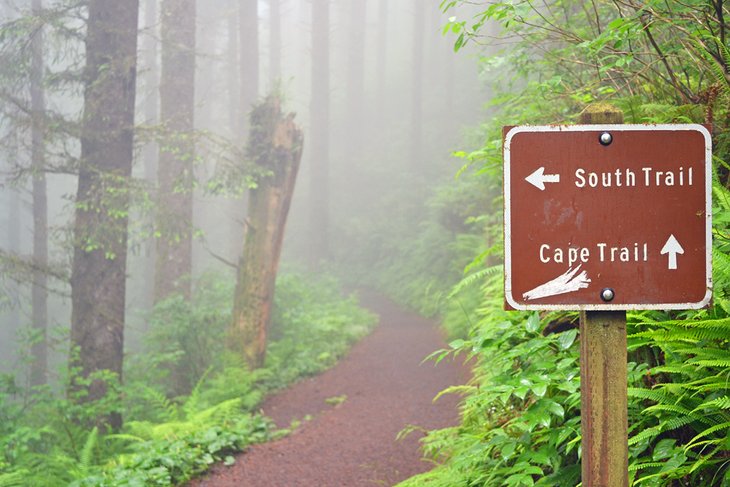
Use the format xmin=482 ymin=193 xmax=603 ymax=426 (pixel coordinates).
xmin=503 ymin=124 xmax=713 ymax=311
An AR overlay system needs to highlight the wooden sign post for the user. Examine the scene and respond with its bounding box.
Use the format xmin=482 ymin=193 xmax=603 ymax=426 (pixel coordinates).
xmin=579 ymin=105 xmax=628 ymax=487
xmin=503 ymin=104 xmax=712 ymax=486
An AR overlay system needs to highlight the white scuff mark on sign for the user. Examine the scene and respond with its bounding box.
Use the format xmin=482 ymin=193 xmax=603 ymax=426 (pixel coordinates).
xmin=523 ymin=265 xmax=591 ymax=301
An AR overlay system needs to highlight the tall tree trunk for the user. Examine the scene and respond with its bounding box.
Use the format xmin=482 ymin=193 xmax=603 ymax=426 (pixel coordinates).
xmin=410 ymin=0 xmax=424 ymax=169
xmin=142 ymin=0 xmax=159 ymax=178
xmin=308 ymin=0 xmax=329 ymax=264
xmin=240 ymin=0 xmax=259 ymax=134
xmin=141 ymin=0 xmax=159 ymax=311
xmin=226 ymin=1 xmax=244 ymax=262
xmin=155 ymin=0 xmax=196 ymax=302
xmin=232 ymin=96 xmax=302 ymax=369
xmin=70 ymin=0 xmax=139 ymax=431
xmin=6 ymin=132 xmax=20 ymax=342
xmin=30 ymin=0 xmax=47 ymax=386
xmin=268 ymin=0 xmax=280 ymax=87
xmin=346 ymin=0 xmax=366 ymax=154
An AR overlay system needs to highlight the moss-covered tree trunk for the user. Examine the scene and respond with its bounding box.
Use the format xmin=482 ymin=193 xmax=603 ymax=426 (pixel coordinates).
xmin=70 ymin=0 xmax=139 ymax=431
xmin=232 ymin=96 xmax=302 ymax=369
xmin=30 ymin=0 xmax=48 ymax=386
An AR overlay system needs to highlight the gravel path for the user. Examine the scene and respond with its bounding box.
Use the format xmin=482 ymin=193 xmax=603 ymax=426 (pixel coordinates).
xmin=189 ymin=292 xmax=469 ymax=486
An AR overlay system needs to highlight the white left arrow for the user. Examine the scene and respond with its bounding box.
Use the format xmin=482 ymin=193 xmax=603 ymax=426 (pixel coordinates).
xmin=660 ymin=234 xmax=684 ymax=270
xmin=525 ymin=167 xmax=560 ymax=191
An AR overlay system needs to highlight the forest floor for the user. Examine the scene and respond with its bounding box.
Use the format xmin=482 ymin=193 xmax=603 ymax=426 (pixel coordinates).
xmin=188 ymin=291 xmax=469 ymax=486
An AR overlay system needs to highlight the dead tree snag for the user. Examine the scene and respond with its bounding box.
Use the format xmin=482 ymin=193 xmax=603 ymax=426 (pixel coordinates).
xmin=231 ymin=96 xmax=303 ymax=369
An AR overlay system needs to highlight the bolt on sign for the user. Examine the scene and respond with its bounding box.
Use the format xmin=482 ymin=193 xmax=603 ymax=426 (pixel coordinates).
xmin=504 ymin=125 xmax=712 ymax=310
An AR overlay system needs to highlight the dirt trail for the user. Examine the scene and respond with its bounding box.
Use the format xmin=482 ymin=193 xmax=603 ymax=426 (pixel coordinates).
xmin=190 ymin=291 xmax=469 ymax=486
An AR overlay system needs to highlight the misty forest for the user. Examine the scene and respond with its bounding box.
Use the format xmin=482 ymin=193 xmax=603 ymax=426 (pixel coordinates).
xmin=1 ymin=0 xmax=730 ymax=485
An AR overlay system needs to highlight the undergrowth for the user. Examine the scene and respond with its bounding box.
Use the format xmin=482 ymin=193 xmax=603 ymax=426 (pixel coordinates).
xmin=0 ymin=270 xmax=376 ymax=486
xmin=393 ymin=0 xmax=730 ymax=484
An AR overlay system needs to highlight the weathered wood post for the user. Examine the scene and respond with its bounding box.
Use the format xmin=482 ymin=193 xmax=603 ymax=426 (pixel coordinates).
xmin=579 ymin=104 xmax=628 ymax=487
xmin=505 ymin=104 xmax=711 ymax=487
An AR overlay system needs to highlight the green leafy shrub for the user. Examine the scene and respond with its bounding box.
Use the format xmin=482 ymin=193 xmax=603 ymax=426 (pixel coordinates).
xmin=399 ymin=273 xmax=583 ymax=487
xmin=264 ymin=272 xmax=376 ymax=388
xmin=390 ymin=1 xmax=730 ymax=485
xmin=0 ymin=269 xmax=376 ymax=486
xmin=70 ymin=406 xmax=274 ymax=487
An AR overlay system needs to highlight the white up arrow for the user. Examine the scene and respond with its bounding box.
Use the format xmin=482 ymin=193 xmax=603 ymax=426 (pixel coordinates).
xmin=660 ymin=234 xmax=684 ymax=270
xmin=525 ymin=167 xmax=560 ymax=191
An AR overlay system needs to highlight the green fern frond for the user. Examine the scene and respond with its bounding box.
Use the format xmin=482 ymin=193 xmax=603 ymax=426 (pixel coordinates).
xmin=183 ymin=366 xmax=215 ymax=415
xmin=633 ymin=317 xmax=730 ymax=330
xmin=688 ymin=445 xmax=724 ymax=474
xmin=685 ymin=421 xmax=730 ymax=450
xmin=632 ymin=327 xmax=730 ymax=343
xmin=448 ymin=265 xmax=502 ymax=299
xmin=683 ymin=378 xmax=730 ymax=393
xmin=627 ymin=387 xmax=667 ymax=403
xmin=629 ymin=461 xmax=668 ymax=472
xmin=644 ymin=403 xmax=693 ymax=417
xmin=144 ymin=385 xmax=178 ymax=421
xmin=662 ymin=414 xmax=701 ymax=432
xmin=77 ymin=426 xmax=98 ymax=475
xmin=191 ymin=398 xmax=243 ymax=424
xmin=628 ymin=426 xmax=661 ymax=445
xmin=0 ymin=471 xmax=29 ymax=487
xmin=695 ymin=37 xmax=730 ymax=97
xmin=675 ymin=348 xmax=730 ymax=360
xmin=687 ymin=359 xmax=730 ymax=368
xmin=650 ymin=364 xmax=694 ymax=375
xmin=125 ymin=420 xmax=164 ymax=441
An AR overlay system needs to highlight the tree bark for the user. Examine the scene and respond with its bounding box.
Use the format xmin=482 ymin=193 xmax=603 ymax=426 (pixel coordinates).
xmin=6 ymin=132 xmax=20 ymax=346
xmin=30 ymin=0 xmax=47 ymax=387
xmin=308 ymin=0 xmax=329 ymax=265
xmin=141 ymin=0 xmax=159 ymax=312
xmin=70 ymin=0 xmax=139 ymax=431
xmin=155 ymin=0 xmax=196 ymax=302
xmin=232 ymin=96 xmax=303 ymax=369
xmin=142 ymin=0 xmax=158 ymax=158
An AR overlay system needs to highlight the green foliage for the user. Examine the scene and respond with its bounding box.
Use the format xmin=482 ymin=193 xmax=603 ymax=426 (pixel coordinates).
xmin=71 ymin=408 xmax=274 ymax=486
xmin=623 ymin=311 xmax=730 ymax=485
xmin=264 ymin=272 xmax=377 ymax=388
xmin=0 ymin=270 xmax=376 ymax=486
xmin=391 ymin=1 xmax=730 ymax=485
xmin=400 ymin=273 xmax=583 ymax=487
xmin=125 ymin=272 xmax=234 ymax=400
xmin=400 ymin=272 xmax=730 ymax=486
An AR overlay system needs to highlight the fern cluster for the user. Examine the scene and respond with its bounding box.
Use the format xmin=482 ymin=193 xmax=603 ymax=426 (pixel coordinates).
xmin=389 ymin=0 xmax=730 ymax=484
xmin=0 ymin=270 xmax=376 ymax=486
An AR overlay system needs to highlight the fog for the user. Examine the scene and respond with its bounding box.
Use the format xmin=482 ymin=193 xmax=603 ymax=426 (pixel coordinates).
xmin=0 ymin=0 xmax=487 ymax=377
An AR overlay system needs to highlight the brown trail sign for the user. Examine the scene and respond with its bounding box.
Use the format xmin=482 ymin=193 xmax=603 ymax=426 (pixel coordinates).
xmin=504 ymin=124 xmax=712 ymax=310
xmin=503 ymin=112 xmax=712 ymax=487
